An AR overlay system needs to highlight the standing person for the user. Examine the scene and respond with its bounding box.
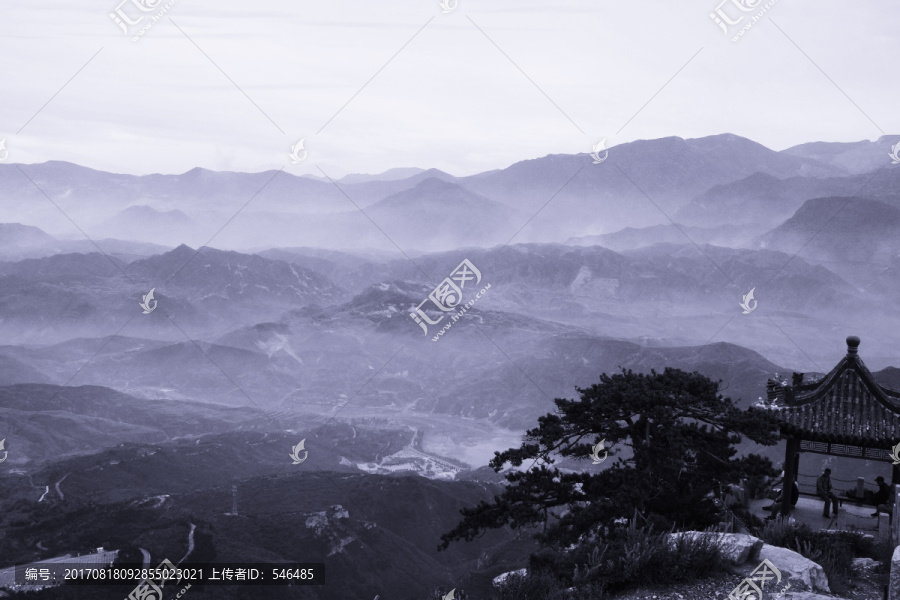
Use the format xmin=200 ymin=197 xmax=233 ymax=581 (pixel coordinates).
xmin=872 ymin=476 xmax=894 ymax=518
xmin=817 ymin=468 xmax=839 ymax=517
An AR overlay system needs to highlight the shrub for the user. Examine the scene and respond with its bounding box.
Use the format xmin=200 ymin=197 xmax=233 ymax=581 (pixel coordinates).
xmin=730 ymin=506 xmax=765 ymax=532
xmin=495 ymin=524 xmax=727 ymax=598
xmin=495 ymin=571 xmax=584 ymax=600
xmin=757 ymin=516 xmax=802 ymax=547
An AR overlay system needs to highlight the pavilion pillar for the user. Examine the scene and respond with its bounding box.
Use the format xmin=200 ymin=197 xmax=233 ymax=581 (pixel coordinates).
xmin=892 ymin=462 xmax=900 ymax=487
xmin=781 ymin=436 xmax=800 ymax=516
xmin=893 ymin=485 xmax=900 ymax=546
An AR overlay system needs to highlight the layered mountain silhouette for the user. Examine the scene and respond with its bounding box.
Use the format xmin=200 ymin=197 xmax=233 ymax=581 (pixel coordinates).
xmin=0 ymin=243 xmax=348 ymax=343
xmin=676 ymin=167 xmax=900 ymax=229
xmin=5 ymin=133 xmax=894 ymax=251
xmin=755 ymin=196 xmax=900 ymax=263
xmin=3 ymin=134 xmax=900 ymax=599
xmin=783 ymin=135 xmax=900 ymax=174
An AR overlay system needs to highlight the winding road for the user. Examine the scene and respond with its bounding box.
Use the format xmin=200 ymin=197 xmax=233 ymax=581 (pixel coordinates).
xmin=54 ymin=473 xmax=69 ymax=501
xmin=178 ymin=523 xmax=196 ymax=565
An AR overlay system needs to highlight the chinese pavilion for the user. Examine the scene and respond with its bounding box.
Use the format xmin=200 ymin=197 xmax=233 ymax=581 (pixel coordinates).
xmin=766 ymin=336 xmax=900 ymax=516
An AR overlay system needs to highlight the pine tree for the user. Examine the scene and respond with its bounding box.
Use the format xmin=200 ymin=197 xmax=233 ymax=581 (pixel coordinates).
xmin=439 ymin=368 xmax=780 ymax=552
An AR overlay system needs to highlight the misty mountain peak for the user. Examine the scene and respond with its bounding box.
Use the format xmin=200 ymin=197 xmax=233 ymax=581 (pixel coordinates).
xmin=414 ymin=176 xmax=458 ymax=191
xmin=182 ymin=166 xmax=215 ymax=178
xmin=119 ymin=205 xmax=191 ymax=219
xmin=168 ymin=243 xmax=197 ymax=258
xmin=0 ymin=223 xmax=56 ymax=246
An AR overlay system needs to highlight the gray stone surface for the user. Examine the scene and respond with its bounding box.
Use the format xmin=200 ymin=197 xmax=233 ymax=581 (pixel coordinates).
xmin=889 ymin=544 xmax=900 ymax=600
xmin=492 ymin=568 xmax=527 ymax=588
xmin=781 ymin=593 xmax=849 ymax=600
xmin=853 ymin=556 xmax=879 ymax=572
xmin=758 ymin=543 xmax=830 ymax=594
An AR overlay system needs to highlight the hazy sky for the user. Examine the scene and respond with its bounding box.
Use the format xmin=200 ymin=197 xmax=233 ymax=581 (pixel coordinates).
xmin=0 ymin=0 xmax=897 ymax=176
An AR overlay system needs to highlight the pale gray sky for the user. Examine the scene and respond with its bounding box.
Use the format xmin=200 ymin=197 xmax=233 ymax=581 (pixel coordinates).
xmin=0 ymin=0 xmax=897 ymax=176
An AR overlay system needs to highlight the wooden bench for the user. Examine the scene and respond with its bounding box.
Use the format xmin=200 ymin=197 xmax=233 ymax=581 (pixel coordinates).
xmin=796 ymin=490 xmax=875 ymax=509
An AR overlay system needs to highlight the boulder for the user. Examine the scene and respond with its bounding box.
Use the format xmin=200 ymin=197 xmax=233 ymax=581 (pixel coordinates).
xmin=668 ymin=532 xmax=762 ymax=564
xmin=758 ymin=543 xmax=830 ymax=594
xmin=492 ymin=568 xmax=527 ymax=588
xmin=852 ymin=557 xmax=879 ymax=572
xmin=889 ymin=544 xmax=900 ymax=600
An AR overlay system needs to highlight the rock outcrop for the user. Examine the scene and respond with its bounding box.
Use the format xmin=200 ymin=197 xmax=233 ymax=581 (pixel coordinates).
xmin=667 ymin=532 xmax=832 ymax=595
xmin=758 ymin=543 xmax=829 ymax=594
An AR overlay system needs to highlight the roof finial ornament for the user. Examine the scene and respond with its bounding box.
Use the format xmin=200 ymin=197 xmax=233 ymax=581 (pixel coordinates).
xmin=847 ymin=335 xmax=860 ymax=356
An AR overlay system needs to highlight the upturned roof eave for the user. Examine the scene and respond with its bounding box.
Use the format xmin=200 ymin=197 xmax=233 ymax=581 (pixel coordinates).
xmin=792 ymin=354 xmax=900 ymax=413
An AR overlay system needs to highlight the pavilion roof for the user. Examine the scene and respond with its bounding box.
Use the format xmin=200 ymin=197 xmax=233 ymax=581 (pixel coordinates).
xmin=769 ymin=337 xmax=900 ymax=446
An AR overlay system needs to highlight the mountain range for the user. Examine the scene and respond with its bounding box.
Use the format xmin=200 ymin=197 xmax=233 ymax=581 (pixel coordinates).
xmin=3 ymin=134 xmax=900 ymax=599
xmin=5 ymin=133 xmax=899 ymax=253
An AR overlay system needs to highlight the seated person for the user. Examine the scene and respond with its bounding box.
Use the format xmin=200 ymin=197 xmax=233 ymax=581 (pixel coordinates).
xmin=872 ymin=476 xmax=894 ymax=518
xmin=765 ymin=472 xmax=785 ymax=501
xmin=724 ymin=483 xmax=747 ymax=508
xmin=746 ymin=474 xmax=769 ymax=500
xmin=764 ymin=478 xmax=799 ymax=519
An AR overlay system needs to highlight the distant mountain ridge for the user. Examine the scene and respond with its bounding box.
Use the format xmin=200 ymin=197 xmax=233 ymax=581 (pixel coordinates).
xmin=3 ymin=133 xmax=891 ymax=251
xmin=99 ymin=205 xmax=199 ymax=245
xmin=754 ymin=196 xmax=900 ymax=263
xmin=566 ymin=223 xmax=754 ymax=251
xmin=365 ymin=177 xmax=525 ymax=250
xmin=0 ymin=222 xmax=170 ymax=262
xmin=0 ymin=222 xmax=56 ymax=247
xmin=0 ymin=243 xmax=350 ymax=343
xmin=0 ymin=383 xmax=273 ymax=465
xmin=676 ymin=166 xmax=900 ymax=229
xmin=336 ymin=166 xmax=426 ymax=184
xmin=783 ymin=135 xmax=900 ymax=175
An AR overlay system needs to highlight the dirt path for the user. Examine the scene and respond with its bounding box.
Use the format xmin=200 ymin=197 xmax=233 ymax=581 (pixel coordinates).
xmin=178 ymin=523 xmax=196 ymax=565
xmin=54 ymin=473 xmax=69 ymax=500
